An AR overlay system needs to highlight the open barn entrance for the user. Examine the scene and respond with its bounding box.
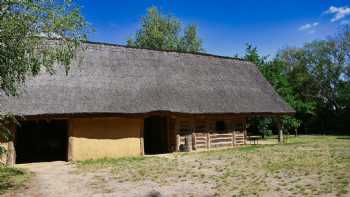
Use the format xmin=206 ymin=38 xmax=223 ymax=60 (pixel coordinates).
xmin=15 ymin=120 xmax=68 ymax=164
xmin=144 ymin=116 xmax=169 ymax=154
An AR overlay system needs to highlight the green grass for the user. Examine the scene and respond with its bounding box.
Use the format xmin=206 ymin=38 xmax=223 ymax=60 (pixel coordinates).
xmin=0 ymin=166 xmax=30 ymax=194
xmin=77 ymin=135 xmax=350 ymax=196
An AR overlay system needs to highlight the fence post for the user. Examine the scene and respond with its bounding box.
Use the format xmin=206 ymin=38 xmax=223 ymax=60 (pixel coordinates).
xmin=192 ymin=133 xmax=196 ymax=151
xmin=185 ymin=134 xmax=192 ymax=152
xmin=207 ymin=132 xmax=211 ymax=150
xmin=275 ymin=117 xmax=284 ymax=144
xmin=176 ymin=134 xmax=180 ymax=152
xmin=232 ymin=131 xmax=236 ymax=146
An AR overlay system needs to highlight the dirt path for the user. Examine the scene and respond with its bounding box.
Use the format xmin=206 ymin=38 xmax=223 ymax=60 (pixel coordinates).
xmin=2 ymin=161 xmax=101 ymax=197
xmin=2 ymin=161 xmax=210 ymax=197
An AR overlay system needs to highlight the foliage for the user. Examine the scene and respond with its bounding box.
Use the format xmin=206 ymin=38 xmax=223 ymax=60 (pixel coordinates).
xmin=277 ymin=25 xmax=350 ymax=133
xmin=0 ymin=0 xmax=88 ymax=156
xmin=127 ymin=7 xmax=203 ymax=52
xmin=244 ymin=44 xmax=306 ymax=134
xmin=257 ymin=117 xmax=273 ymax=137
xmin=178 ymin=24 xmax=203 ymax=52
xmin=0 ymin=0 xmax=88 ymax=95
xmin=245 ymin=26 xmax=350 ymax=134
xmin=0 ymin=114 xmax=18 ymax=155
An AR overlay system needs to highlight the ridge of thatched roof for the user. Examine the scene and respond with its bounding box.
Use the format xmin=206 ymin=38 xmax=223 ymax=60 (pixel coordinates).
xmin=0 ymin=42 xmax=295 ymax=116
xmin=85 ymin=40 xmax=247 ymax=62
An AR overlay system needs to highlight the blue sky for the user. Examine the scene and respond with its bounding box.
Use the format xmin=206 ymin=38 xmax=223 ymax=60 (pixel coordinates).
xmin=78 ymin=0 xmax=349 ymax=57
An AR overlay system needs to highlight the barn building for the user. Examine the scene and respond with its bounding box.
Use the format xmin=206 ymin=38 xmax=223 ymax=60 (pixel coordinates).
xmin=0 ymin=42 xmax=294 ymax=164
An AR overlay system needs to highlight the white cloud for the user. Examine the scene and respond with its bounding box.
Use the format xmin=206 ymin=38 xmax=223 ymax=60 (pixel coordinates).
xmin=298 ymin=22 xmax=319 ymax=31
xmin=308 ymin=30 xmax=315 ymax=34
xmin=325 ymin=6 xmax=350 ymax=22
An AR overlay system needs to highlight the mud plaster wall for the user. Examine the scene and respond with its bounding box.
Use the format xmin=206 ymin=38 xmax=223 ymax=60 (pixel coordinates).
xmin=0 ymin=142 xmax=8 ymax=164
xmin=69 ymin=117 xmax=143 ymax=161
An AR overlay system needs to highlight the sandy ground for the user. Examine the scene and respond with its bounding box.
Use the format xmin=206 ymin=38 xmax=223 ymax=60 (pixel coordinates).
xmin=2 ymin=161 xmax=214 ymax=197
xmin=2 ymin=162 xmax=97 ymax=197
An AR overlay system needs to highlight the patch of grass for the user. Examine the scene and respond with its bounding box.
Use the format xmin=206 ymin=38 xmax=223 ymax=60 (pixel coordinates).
xmin=0 ymin=166 xmax=30 ymax=194
xmin=76 ymin=135 xmax=350 ymax=196
xmin=237 ymin=146 xmax=258 ymax=152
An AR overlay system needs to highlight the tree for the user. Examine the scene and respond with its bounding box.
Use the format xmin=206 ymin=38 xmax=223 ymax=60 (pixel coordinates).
xmin=0 ymin=0 xmax=88 ymax=158
xmin=178 ymin=24 xmax=203 ymax=52
xmin=243 ymin=44 xmax=309 ymax=135
xmin=278 ymin=26 xmax=350 ymax=133
xmin=127 ymin=6 xmax=203 ymax=52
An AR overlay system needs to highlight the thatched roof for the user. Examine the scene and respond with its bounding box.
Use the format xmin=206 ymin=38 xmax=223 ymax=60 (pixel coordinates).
xmin=0 ymin=42 xmax=294 ymax=116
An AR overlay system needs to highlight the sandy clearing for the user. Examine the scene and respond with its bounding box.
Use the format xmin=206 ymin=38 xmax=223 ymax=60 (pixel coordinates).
xmin=2 ymin=161 xmax=214 ymax=197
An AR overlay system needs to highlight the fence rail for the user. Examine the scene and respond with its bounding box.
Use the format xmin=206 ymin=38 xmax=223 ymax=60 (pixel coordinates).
xmin=177 ymin=131 xmax=246 ymax=151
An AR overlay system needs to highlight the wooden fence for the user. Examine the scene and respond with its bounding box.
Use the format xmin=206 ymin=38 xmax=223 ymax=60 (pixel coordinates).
xmin=177 ymin=131 xmax=246 ymax=151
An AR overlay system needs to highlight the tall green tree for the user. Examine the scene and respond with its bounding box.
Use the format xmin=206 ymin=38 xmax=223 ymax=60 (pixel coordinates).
xmin=244 ymin=44 xmax=310 ymax=135
xmin=278 ymin=26 xmax=350 ymax=133
xmin=178 ymin=24 xmax=203 ymax=52
xmin=127 ymin=6 xmax=203 ymax=52
xmin=0 ymin=0 xmax=88 ymax=156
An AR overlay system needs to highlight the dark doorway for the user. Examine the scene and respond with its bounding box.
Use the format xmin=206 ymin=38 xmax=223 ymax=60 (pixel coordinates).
xmin=144 ymin=116 xmax=169 ymax=154
xmin=15 ymin=120 xmax=68 ymax=163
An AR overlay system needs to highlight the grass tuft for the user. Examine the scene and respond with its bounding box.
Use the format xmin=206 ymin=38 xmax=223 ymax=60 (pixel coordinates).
xmin=0 ymin=166 xmax=30 ymax=194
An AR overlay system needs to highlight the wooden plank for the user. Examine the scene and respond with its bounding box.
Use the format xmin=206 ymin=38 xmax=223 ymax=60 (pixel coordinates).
xmin=195 ymin=143 xmax=207 ymax=146
xmin=210 ymin=137 xmax=233 ymax=141
xmin=195 ymin=137 xmax=207 ymax=141
xmin=210 ymin=134 xmax=233 ymax=138
xmin=194 ymin=133 xmax=207 ymax=137
xmin=211 ymin=141 xmax=233 ymax=145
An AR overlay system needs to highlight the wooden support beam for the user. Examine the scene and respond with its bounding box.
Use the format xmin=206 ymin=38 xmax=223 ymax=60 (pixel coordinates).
xmin=192 ymin=133 xmax=196 ymax=151
xmin=207 ymin=132 xmax=211 ymax=150
xmin=232 ymin=131 xmax=236 ymax=146
xmin=176 ymin=134 xmax=180 ymax=152
xmin=184 ymin=134 xmax=192 ymax=152
xmin=275 ymin=117 xmax=284 ymax=144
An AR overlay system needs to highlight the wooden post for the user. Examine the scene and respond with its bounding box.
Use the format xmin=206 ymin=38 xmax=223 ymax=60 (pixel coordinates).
xmin=207 ymin=132 xmax=211 ymax=150
xmin=276 ymin=117 xmax=284 ymax=144
xmin=279 ymin=129 xmax=283 ymax=144
xmin=232 ymin=131 xmax=236 ymax=146
xmin=176 ymin=134 xmax=180 ymax=152
xmin=192 ymin=133 xmax=196 ymax=151
xmin=243 ymin=122 xmax=247 ymax=145
xmin=185 ymin=134 xmax=192 ymax=152
xmin=67 ymin=119 xmax=74 ymax=161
